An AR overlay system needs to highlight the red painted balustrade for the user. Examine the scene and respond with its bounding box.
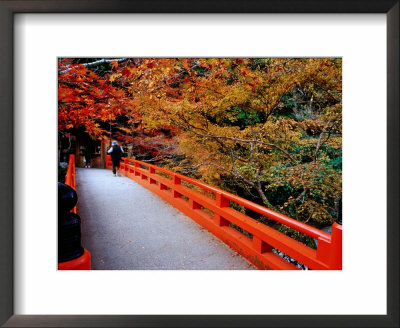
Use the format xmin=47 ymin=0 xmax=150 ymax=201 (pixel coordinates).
xmin=64 ymin=154 xmax=76 ymax=213
xmin=107 ymin=155 xmax=342 ymax=270
xmin=60 ymin=154 xmax=91 ymax=270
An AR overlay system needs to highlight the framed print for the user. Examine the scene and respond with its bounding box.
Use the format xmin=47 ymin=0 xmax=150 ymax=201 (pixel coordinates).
xmin=1 ymin=1 xmax=398 ymax=327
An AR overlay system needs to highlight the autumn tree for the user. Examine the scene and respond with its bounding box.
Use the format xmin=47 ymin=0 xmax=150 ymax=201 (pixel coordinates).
xmin=58 ymin=58 xmax=139 ymax=139
xmin=111 ymin=58 xmax=342 ymax=227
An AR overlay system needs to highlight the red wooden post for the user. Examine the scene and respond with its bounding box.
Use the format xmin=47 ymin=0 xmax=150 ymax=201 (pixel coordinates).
xmin=172 ymin=174 xmax=181 ymax=198
xmin=134 ymin=161 xmax=140 ymax=176
xmin=216 ymin=193 xmax=229 ymax=207
xmin=214 ymin=192 xmax=230 ymax=226
xmin=149 ymin=167 xmax=156 ymax=184
xmin=173 ymin=174 xmax=181 ymax=185
xmin=330 ymin=223 xmax=342 ymax=269
xmin=316 ymin=223 xmax=342 ymax=269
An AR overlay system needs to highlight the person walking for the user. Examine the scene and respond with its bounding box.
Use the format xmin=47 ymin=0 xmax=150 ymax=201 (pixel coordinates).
xmin=83 ymin=145 xmax=92 ymax=168
xmin=107 ymin=140 xmax=124 ymax=177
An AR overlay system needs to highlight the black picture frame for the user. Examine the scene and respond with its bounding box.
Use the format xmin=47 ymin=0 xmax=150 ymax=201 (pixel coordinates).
xmin=1 ymin=1 xmax=398 ymax=327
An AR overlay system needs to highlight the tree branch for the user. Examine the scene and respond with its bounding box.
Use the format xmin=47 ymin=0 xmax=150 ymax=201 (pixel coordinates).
xmin=255 ymin=166 xmax=272 ymax=207
xmin=182 ymin=128 xmax=296 ymax=164
xmin=187 ymin=161 xmax=256 ymax=188
xmin=59 ymin=58 xmax=130 ymax=75
xmin=314 ymin=120 xmax=335 ymax=161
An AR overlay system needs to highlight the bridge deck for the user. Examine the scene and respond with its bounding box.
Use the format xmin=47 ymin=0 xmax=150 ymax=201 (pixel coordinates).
xmin=76 ymin=168 xmax=256 ymax=270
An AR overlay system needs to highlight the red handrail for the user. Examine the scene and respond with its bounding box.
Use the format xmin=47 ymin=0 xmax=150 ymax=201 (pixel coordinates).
xmin=107 ymin=155 xmax=342 ymax=270
xmin=60 ymin=154 xmax=91 ymax=270
xmin=64 ymin=154 xmax=76 ymax=213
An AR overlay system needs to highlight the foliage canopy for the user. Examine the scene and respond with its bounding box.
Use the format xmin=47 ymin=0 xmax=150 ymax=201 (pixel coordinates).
xmin=59 ymin=57 xmax=342 ymax=229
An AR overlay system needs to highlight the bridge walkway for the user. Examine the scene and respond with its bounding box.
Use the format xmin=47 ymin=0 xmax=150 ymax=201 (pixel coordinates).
xmin=76 ymin=168 xmax=256 ymax=270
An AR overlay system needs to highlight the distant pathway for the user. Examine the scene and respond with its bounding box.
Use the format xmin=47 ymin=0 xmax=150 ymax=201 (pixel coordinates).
xmin=76 ymin=168 xmax=256 ymax=270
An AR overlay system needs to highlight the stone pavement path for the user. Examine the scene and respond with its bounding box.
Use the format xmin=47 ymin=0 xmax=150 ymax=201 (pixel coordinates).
xmin=76 ymin=168 xmax=256 ymax=270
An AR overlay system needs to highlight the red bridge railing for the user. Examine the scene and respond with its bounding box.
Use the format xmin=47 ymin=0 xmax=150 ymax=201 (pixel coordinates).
xmin=107 ymin=155 xmax=342 ymax=270
xmin=64 ymin=154 xmax=76 ymax=213
xmin=60 ymin=154 xmax=91 ymax=270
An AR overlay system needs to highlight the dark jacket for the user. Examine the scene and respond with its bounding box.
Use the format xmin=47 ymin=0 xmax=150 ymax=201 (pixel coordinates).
xmin=110 ymin=145 xmax=123 ymax=162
